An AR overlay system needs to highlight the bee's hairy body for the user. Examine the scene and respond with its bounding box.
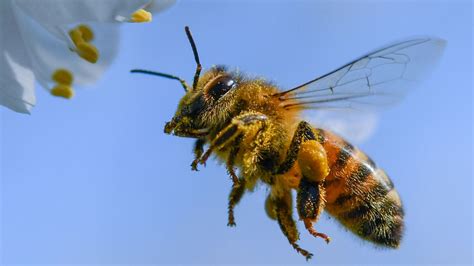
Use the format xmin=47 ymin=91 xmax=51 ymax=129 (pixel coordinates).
xmin=134 ymin=29 xmax=446 ymax=260
xmin=165 ymin=66 xmax=404 ymax=259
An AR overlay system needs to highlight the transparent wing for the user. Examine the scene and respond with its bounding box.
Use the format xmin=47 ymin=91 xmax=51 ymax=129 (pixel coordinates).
xmin=277 ymin=37 xmax=446 ymax=111
xmin=304 ymin=110 xmax=379 ymax=144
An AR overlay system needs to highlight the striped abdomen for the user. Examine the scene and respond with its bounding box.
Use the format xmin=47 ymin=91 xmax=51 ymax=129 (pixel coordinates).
xmin=314 ymin=128 xmax=404 ymax=248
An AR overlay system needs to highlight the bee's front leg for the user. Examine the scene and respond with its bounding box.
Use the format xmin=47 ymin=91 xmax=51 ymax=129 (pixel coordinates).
xmin=191 ymin=138 xmax=206 ymax=171
xmin=192 ymin=112 xmax=268 ymax=172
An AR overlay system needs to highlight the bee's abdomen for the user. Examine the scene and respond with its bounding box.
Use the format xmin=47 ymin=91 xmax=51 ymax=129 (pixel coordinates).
xmin=314 ymin=128 xmax=404 ymax=248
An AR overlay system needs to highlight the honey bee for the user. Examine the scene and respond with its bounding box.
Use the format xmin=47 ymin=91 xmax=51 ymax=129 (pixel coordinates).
xmin=132 ymin=27 xmax=445 ymax=260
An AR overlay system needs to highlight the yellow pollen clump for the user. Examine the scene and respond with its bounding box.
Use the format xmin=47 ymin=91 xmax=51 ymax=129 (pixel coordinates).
xmin=51 ymin=84 xmax=74 ymax=99
xmin=68 ymin=24 xmax=99 ymax=63
xmin=51 ymin=69 xmax=73 ymax=85
xmin=298 ymin=140 xmax=330 ymax=182
xmin=130 ymin=9 xmax=152 ymax=23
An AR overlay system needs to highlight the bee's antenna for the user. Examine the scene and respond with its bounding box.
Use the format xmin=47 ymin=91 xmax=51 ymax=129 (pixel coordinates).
xmin=130 ymin=69 xmax=190 ymax=92
xmin=185 ymin=26 xmax=202 ymax=91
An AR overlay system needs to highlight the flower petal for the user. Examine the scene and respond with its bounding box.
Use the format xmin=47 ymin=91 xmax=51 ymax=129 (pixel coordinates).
xmin=0 ymin=0 xmax=35 ymax=113
xmin=14 ymin=0 xmax=153 ymax=24
xmin=144 ymin=0 xmax=176 ymax=13
xmin=12 ymin=5 xmax=120 ymax=92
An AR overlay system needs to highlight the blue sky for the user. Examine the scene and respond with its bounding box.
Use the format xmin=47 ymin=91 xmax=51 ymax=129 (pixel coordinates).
xmin=1 ymin=1 xmax=472 ymax=265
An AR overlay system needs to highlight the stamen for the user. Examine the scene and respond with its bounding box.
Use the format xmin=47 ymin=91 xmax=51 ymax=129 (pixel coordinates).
xmin=51 ymin=68 xmax=75 ymax=99
xmin=69 ymin=28 xmax=83 ymax=46
xmin=68 ymin=25 xmax=99 ymax=63
xmin=51 ymin=69 xmax=73 ymax=85
xmin=77 ymin=24 xmax=94 ymax=42
xmin=51 ymin=84 xmax=74 ymax=99
xmin=130 ymin=9 xmax=152 ymax=23
xmin=76 ymin=42 xmax=99 ymax=63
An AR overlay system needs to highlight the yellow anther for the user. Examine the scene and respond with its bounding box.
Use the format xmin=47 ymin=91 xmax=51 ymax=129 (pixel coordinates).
xmin=51 ymin=84 xmax=74 ymax=99
xmin=52 ymin=69 xmax=73 ymax=85
xmin=76 ymin=42 xmax=99 ymax=63
xmin=69 ymin=24 xmax=94 ymax=44
xmin=77 ymin=24 xmax=94 ymax=42
xmin=130 ymin=9 xmax=152 ymax=23
xmin=69 ymin=28 xmax=84 ymax=46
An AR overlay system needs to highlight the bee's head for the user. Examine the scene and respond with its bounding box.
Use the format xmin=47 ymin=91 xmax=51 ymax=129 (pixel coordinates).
xmin=165 ymin=65 xmax=243 ymax=137
xmin=131 ymin=27 xmax=241 ymax=138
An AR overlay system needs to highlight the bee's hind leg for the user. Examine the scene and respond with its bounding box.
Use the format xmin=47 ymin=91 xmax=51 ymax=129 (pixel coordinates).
xmin=275 ymin=121 xmax=331 ymax=243
xmin=297 ymin=178 xmax=331 ymax=244
xmin=297 ymin=137 xmax=331 ymax=243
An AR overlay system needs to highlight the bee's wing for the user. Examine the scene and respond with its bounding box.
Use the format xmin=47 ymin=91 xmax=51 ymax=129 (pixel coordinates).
xmin=276 ymin=37 xmax=446 ymax=111
xmin=277 ymin=37 xmax=445 ymax=143
xmin=304 ymin=109 xmax=379 ymax=144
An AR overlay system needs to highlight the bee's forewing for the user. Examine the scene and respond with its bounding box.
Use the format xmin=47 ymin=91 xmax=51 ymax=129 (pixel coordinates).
xmin=283 ymin=37 xmax=445 ymax=143
xmin=280 ymin=37 xmax=446 ymax=111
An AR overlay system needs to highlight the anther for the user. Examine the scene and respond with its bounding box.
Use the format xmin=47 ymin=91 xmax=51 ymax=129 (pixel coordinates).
xmin=130 ymin=9 xmax=152 ymax=23
xmin=52 ymin=69 xmax=73 ymax=85
xmin=77 ymin=24 xmax=94 ymax=42
xmin=69 ymin=24 xmax=99 ymax=63
xmin=76 ymin=42 xmax=99 ymax=63
xmin=69 ymin=28 xmax=83 ymax=46
xmin=51 ymin=84 xmax=74 ymax=99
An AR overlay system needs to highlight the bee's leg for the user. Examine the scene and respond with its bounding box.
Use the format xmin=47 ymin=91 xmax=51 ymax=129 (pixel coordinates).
xmin=275 ymin=121 xmax=322 ymax=175
xmin=297 ymin=133 xmax=331 ymax=242
xmin=226 ymin=135 xmax=243 ymax=185
xmin=226 ymin=135 xmax=245 ymax=226
xmin=264 ymin=194 xmax=277 ymax=220
xmin=276 ymin=121 xmax=331 ymax=242
xmin=297 ymin=178 xmax=331 ymax=243
xmin=191 ymin=138 xmax=206 ymax=171
xmin=193 ymin=112 xmax=268 ymax=169
xmin=273 ymin=192 xmax=313 ymax=260
xmin=227 ymin=177 xmax=246 ymax=227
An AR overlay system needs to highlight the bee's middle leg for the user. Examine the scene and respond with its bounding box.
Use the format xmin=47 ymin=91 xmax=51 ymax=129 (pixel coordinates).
xmin=227 ymin=177 xmax=246 ymax=227
xmin=226 ymin=135 xmax=242 ymax=185
xmin=272 ymin=192 xmax=313 ymax=260
xmin=226 ymin=136 xmax=246 ymax=226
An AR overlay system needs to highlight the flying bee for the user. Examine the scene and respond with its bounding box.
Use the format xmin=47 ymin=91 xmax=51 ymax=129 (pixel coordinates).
xmin=132 ymin=27 xmax=445 ymax=260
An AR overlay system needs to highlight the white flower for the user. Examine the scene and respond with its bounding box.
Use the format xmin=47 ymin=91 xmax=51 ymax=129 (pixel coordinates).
xmin=0 ymin=0 xmax=175 ymax=114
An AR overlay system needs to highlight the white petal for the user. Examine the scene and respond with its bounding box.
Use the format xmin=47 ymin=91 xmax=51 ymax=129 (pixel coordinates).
xmin=0 ymin=82 xmax=34 ymax=114
xmin=14 ymin=0 xmax=152 ymax=25
xmin=57 ymin=23 xmax=120 ymax=86
xmin=12 ymin=5 xmax=119 ymax=90
xmin=0 ymin=0 xmax=35 ymax=113
xmin=144 ymin=0 xmax=176 ymax=13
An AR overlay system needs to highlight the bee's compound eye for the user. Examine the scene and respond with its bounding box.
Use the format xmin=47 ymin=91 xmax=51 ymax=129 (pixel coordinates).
xmin=208 ymin=76 xmax=236 ymax=100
